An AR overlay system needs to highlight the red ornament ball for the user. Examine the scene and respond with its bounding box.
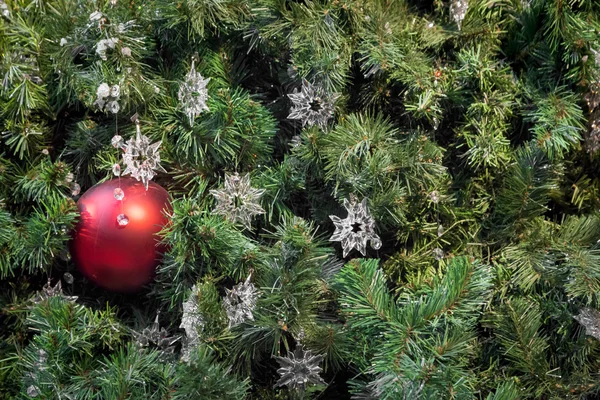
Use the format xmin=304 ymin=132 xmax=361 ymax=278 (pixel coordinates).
xmin=70 ymin=178 xmax=172 ymax=292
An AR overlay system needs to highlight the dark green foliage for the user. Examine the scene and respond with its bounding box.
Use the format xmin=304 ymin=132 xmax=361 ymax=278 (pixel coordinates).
xmin=2 ymin=0 xmax=600 ymax=398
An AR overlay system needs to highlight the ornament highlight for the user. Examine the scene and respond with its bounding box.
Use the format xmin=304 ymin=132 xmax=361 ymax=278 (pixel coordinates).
xmin=178 ymin=60 xmax=210 ymax=125
xmin=210 ymin=172 xmax=265 ymax=227
xmin=288 ymin=79 xmax=339 ymax=129
xmin=329 ymin=197 xmax=382 ymax=258
xmin=70 ymin=178 xmax=171 ymax=292
xmin=274 ymin=346 xmax=326 ymax=391
xmin=223 ymin=275 xmax=259 ymax=329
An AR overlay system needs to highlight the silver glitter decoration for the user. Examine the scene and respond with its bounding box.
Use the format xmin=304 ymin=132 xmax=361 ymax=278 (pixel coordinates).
xmin=121 ymin=47 xmax=132 ymax=57
xmin=133 ymin=314 xmax=180 ymax=355
xmin=63 ymin=272 xmax=74 ymax=284
xmin=178 ymin=60 xmax=210 ymax=125
xmin=274 ymin=346 xmax=325 ymax=391
xmin=288 ymin=79 xmax=339 ymax=129
xmin=94 ymin=83 xmax=120 ymax=114
xmin=574 ymin=308 xmax=600 ymax=341
xmin=180 ymin=285 xmax=205 ymax=362
xmin=429 ymin=190 xmax=440 ymax=204
xmin=433 ymin=248 xmax=445 ymax=261
xmin=30 ymin=280 xmax=78 ymax=304
xmin=116 ymin=213 xmax=129 ymax=226
xmin=223 ymin=275 xmax=259 ymax=329
xmin=120 ymin=122 xmax=166 ymax=190
xmin=329 ymin=197 xmax=382 ymax=258
xmin=450 ymin=0 xmax=468 ymax=30
xmin=210 ymin=172 xmax=265 ymax=227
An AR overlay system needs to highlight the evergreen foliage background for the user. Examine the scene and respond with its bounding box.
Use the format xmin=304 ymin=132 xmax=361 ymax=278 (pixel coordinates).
xmin=1 ymin=0 xmax=600 ymax=398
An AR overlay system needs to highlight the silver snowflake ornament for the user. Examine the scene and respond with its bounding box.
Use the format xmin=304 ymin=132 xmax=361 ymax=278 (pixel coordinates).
xmin=30 ymin=280 xmax=78 ymax=305
xmin=223 ymin=275 xmax=259 ymax=329
xmin=121 ymin=122 xmax=166 ymax=190
xmin=329 ymin=197 xmax=382 ymax=258
xmin=574 ymin=307 xmax=600 ymax=341
xmin=178 ymin=60 xmax=210 ymax=125
xmin=210 ymin=172 xmax=265 ymax=227
xmin=274 ymin=346 xmax=326 ymax=391
xmin=180 ymin=285 xmax=205 ymax=362
xmin=288 ymin=79 xmax=339 ymax=129
xmin=450 ymin=0 xmax=468 ymax=30
xmin=134 ymin=314 xmax=180 ymax=356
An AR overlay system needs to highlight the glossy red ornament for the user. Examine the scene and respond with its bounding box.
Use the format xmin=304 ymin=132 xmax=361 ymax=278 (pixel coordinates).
xmin=70 ymin=178 xmax=171 ymax=292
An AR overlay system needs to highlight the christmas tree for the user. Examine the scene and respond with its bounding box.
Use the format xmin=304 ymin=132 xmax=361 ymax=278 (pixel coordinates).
xmin=2 ymin=0 xmax=600 ymax=398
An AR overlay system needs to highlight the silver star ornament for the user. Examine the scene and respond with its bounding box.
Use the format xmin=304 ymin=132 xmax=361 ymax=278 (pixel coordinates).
xmin=329 ymin=197 xmax=382 ymax=258
xmin=210 ymin=172 xmax=265 ymax=227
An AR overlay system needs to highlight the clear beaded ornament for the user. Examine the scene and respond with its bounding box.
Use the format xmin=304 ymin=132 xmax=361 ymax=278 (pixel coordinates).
xmin=223 ymin=275 xmax=259 ymax=329
xmin=574 ymin=308 xmax=600 ymax=341
xmin=287 ymin=79 xmax=339 ymax=129
xmin=178 ymin=60 xmax=210 ymax=125
xmin=180 ymin=285 xmax=205 ymax=362
xmin=274 ymin=346 xmax=326 ymax=391
xmin=210 ymin=172 xmax=265 ymax=227
xmin=329 ymin=197 xmax=382 ymax=258
xmin=120 ymin=120 xmax=166 ymax=190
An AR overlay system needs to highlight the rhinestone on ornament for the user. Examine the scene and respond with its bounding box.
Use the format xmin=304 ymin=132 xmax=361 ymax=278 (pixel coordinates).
xmin=210 ymin=172 xmax=265 ymax=227
xmin=288 ymin=79 xmax=339 ymax=129
xmin=329 ymin=197 xmax=382 ymax=258
xmin=178 ymin=60 xmax=210 ymax=125
xmin=223 ymin=275 xmax=259 ymax=329
xmin=450 ymin=0 xmax=468 ymax=30
xmin=117 ymin=213 xmax=129 ymax=226
xmin=274 ymin=346 xmax=326 ymax=391
xmin=120 ymin=121 xmax=166 ymax=190
xmin=114 ymin=187 xmax=124 ymax=200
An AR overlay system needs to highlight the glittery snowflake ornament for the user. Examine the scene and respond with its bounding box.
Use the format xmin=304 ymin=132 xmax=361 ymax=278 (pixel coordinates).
xmin=274 ymin=346 xmax=326 ymax=391
xmin=178 ymin=60 xmax=210 ymax=125
xmin=223 ymin=275 xmax=259 ymax=329
xmin=329 ymin=197 xmax=382 ymax=258
xmin=121 ymin=119 xmax=166 ymax=190
xmin=288 ymin=79 xmax=339 ymax=129
xmin=574 ymin=308 xmax=600 ymax=341
xmin=450 ymin=0 xmax=468 ymax=30
xmin=210 ymin=172 xmax=265 ymax=227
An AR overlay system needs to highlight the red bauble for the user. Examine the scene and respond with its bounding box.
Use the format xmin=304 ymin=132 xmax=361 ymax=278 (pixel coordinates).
xmin=70 ymin=178 xmax=172 ymax=292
